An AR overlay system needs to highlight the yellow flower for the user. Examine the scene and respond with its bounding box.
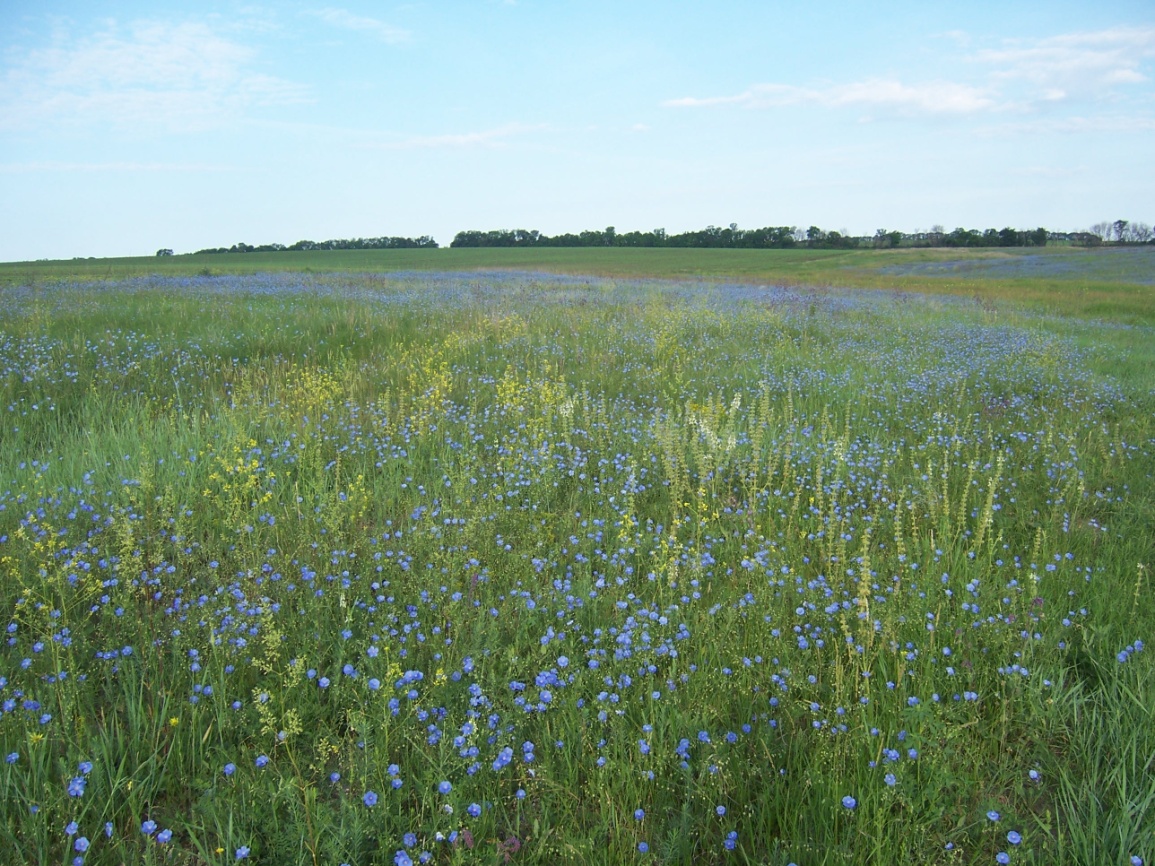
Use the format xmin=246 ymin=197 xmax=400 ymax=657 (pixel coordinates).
xmin=169 ymin=717 xmax=180 ymax=728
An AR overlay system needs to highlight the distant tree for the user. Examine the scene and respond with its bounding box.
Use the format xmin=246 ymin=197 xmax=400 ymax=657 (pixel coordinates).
xmin=1089 ymin=221 xmax=1112 ymax=242
xmin=1124 ymin=221 xmax=1152 ymax=243
xmin=155 ymin=248 xmax=174 ymax=257
xmin=1112 ymin=220 xmax=1129 ymax=243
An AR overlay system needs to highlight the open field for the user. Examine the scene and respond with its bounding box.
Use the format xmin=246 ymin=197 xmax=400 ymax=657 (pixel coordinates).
xmin=1 ymin=267 xmax=1154 ymax=864
xmin=3 ymin=245 xmax=1154 ymax=325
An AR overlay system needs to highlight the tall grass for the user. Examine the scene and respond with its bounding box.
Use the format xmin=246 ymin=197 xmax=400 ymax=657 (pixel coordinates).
xmin=1 ymin=272 xmax=1152 ymax=864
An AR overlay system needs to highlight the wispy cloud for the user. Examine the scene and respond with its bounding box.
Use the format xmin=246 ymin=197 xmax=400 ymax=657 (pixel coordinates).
xmin=664 ymin=25 xmax=1155 ymax=123
xmin=377 ymin=122 xmax=545 ymax=150
xmin=309 ymin=8 xmax=410 ymax=44
xmin=974 ymin=25 xmax=1155 ymax=100
xmin=0 ymin=161 xmax=238 ymax=174
xmin=664 ymin=80 xmax=995 ymax=116
xmin=0 ymin=19 xmax=308 ymax=133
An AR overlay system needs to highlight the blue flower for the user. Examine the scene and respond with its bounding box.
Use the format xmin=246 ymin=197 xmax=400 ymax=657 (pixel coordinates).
xmin=403 ymin=832 xmax=417 ymax=847
xmin=255 ymin=755 xmax=269 ymax=768
xmin=74 ymin=837 xmax=89 ymax=853
xmin=638 ymin=842 xmax=649 ymax=853
xmin=224 ymin=763 xmax=236 ymax=776
xmin=157 ymin=829 xmax=173 ymax=843
xmin=467 ymin=803 xmax=481 ymax=818
xmin=987 ymin=810 xmax=1001 ymax=822
xmin=438 ymin=780 xmax=452 ymax=795
xmin=724 ymin=831 xmax=738 ymax=851
xmin=141 ymin=820 xmax=157 ymax=835
xmin=634 ymin=809 xmax=645 ymax=820
xmin=715 ymin=805 xmax=726 ymax=816
xmin=1007 ymin=831 xmax=1022 ymax=845
xmin=842 ymin=796 xmax=857 ymax=810
xmin=66 ymin=821 xmax=79 ymax=835
xmin=4 ymin=753 xmax=16 ymax=764
xmin=394 ymin=852 xmax=413 ymax=866
xmin=996 ymin=853 xmax=1010 ymax=865
xmin=363 ymin=791 xmax=379 ymax=807
xmin=236 ymin=846 xmax=250 ymax=860
xmin=67 ymin=777 xmax=86 ymax=797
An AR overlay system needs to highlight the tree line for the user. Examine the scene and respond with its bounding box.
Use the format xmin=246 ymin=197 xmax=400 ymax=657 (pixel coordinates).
xmin=162 ymin=220 xmax=1154 ymax=257
xmin=189 ymin=235 xmax=438 ymax=255
xmin=449 ymin=224 xmax=1061 ymax=250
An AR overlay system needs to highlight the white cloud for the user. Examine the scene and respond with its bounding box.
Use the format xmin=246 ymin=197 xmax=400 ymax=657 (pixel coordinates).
xmin=664 ymin=80 xmax=995 ymax=117
xmin=0 ymin=161 xmax=237 ymax=173
xmin=309 ymin=8 xmax=410 ymax=44
xmin=664 ymin=25 xmax=1155 ymax=124
xmin=975 ymin=25 xmax=1155 ymax=98
xmin=378 ymin=123 xmax=545 ymax=150
xmin=0 ymin=19 xmax=308 ymax=133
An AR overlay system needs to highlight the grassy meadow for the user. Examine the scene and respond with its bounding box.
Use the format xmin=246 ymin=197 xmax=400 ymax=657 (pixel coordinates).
xmin=1 ymin=261 xmax=1153 ymax=864
xmin=3 ymin=244 xmax=1154 ymax=325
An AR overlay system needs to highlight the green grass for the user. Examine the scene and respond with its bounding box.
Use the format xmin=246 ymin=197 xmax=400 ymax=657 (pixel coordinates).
xmin=4 ymin=245 xmax=1154 ymax=324
xmin=0 ymin=267 xmax=1152 ymax=865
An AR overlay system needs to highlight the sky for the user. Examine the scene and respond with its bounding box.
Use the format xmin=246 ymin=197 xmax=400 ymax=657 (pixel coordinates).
xmin=1 ymin=1 xmax=1153 ymax=261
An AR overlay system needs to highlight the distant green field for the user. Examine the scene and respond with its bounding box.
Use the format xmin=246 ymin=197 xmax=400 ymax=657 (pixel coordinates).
xmin=4 ymin=245 xmax=1154 ymax=324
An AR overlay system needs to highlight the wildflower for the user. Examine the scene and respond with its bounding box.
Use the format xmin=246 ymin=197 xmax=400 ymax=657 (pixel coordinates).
xmin=5 ymin=753 xmax=16 ymax=764
xmin=224 ymin=763 xmax=236 ymax=776
xmin=634 ymin=809 xmax=645 ymax=820
xmin=236 ymin=846 xmax=250 ymax=860
xmin=467 ymin=803 xmax=481 ymax=818
xmin=987 ymin=810 xmax=1001 ymax=822
xmin=716 ymin=805 xmax=726 ymax=816
xmin=724 ymin=831 xmax=738 ymax=851
xmin=1007 ymin=831 xmax=1022 ymax=845
xmin=141 ymin=820 xmax=157 ymax=835
xmin=74 ymin=837 xmax=89 ymax=852
xmin=157 ymin=829 xmax=173 ymax=843
xmin=638 ymin=842 xmax=649 ymax=853
xmin=67 ymin=777 xmax=86 ymax=797
xmin=78 ymin=761 xmax=93 ymax=775
xmin=363 ymin=791 xmax=379 ymax=807
xmin=66 ymin=821 xmax=79 ymax=835
xmin=403 ymin=832 xmax=417 ymax=847
xmin=438 ymin=780 xmax=452 ymax=795
xmin=255 ymin=755 xmax=269 ymax=768
xmin=842 ymin=796 xmax=857 ymax=810
xmin=394 ymin=852 xmax=413 ymax=866
xmin=996 ymin=854 xmax=1010 ymax=865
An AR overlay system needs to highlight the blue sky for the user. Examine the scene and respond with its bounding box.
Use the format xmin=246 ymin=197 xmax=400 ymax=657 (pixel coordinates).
xmin=1 ymin=1 xmax=1153 ymax=260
